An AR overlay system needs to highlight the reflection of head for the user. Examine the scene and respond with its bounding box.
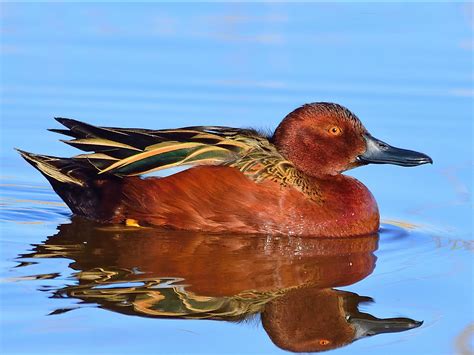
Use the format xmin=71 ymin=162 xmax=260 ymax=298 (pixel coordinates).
xmin=262 ymin=287 xmax=422 ymax=352
xmin=263 ymin=288 xmax=354 ymax=352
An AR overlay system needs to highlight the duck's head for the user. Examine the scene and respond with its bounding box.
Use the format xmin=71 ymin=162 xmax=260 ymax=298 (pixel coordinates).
xmin=273 ymin=102 xmax=432 ymax=177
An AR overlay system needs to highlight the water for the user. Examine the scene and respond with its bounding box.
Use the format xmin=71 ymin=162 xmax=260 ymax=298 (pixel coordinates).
xmin=1 ymin=2 xmax=472 ymax=354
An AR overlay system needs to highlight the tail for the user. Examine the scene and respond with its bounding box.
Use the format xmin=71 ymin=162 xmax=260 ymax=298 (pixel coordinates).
xmin=16 ymin=149 xmax=122 ymax=220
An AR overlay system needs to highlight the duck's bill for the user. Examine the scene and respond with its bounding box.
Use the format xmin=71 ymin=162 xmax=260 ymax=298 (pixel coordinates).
xmin=349 ymin=315 xmax=423 ymax=339
xmin=357 ymin=134 xmax=433 ymax=167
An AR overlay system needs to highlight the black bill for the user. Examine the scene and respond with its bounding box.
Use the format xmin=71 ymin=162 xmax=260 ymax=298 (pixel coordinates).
xmin=349 ymin=315 xmax=423 ymax=339
xmin=357 ymin=134 xmax=433 ymax=167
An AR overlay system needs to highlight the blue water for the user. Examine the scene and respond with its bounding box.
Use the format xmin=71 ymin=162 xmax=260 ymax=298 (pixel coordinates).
xmin=1 ymin=3 xmax=472 ymax=354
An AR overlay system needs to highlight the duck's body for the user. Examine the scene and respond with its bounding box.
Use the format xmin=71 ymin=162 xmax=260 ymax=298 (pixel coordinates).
xmin=18 ymin=103 xmax=431 ymax=237
xmin=103 ymin=167 xmax=378 ymax=236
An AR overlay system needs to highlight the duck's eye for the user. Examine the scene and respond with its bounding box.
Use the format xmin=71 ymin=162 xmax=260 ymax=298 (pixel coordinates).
xmin=328 ymin=126 xmax=342 ymax=136
xmin=319 ymin=339 xmax=331 ymax=346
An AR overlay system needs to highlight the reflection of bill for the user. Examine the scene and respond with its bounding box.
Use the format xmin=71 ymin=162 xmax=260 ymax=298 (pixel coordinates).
xmin=20 ymin=218 xmax=422 ymax=352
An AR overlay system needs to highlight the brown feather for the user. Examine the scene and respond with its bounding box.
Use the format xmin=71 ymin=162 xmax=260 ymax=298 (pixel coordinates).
xmin=106 ymin=166 xmax=379 ymax=237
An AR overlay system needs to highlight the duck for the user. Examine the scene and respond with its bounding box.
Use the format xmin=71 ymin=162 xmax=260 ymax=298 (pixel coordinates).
xmin=17 ymin=102 xmax=432 ymax=237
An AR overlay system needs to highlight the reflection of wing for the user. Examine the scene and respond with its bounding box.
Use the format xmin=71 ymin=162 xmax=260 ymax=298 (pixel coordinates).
xmin=52 ymin=118 xmax=319 ymax=199
xmin=52 ymin=269 xmax=280 ymax=321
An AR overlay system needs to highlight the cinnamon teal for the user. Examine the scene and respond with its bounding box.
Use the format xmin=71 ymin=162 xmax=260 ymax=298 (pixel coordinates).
xmin=17 ymin=102 xmax=432 ymax=237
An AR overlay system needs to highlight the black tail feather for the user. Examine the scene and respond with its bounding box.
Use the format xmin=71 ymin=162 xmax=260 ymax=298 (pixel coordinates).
xmin=53 ymin=117 xmax=156 ymax=150
xmin=16 ymin=149 xmax=121 ymax=220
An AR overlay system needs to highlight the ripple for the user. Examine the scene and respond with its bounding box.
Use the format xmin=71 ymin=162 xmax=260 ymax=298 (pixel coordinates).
xmin=0 ymin=182 xmax=69 ymax=224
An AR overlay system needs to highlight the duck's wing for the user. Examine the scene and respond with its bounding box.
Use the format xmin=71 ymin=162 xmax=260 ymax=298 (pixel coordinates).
xmin=52 ymin=118 xmax=319 ymax=199
xmin=52 ymin=118 xmax=257 ymax=175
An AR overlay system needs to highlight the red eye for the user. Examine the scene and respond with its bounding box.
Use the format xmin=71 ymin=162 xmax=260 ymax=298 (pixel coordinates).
xmin=328 ymin=126 xmax=342 ymax=136
xmin=319 ymin=339 xmax=331 ymax=346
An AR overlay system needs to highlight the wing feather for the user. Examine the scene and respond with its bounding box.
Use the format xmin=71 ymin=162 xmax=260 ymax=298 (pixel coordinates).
xmin=52 ymin=118 xmax=320 ymax=200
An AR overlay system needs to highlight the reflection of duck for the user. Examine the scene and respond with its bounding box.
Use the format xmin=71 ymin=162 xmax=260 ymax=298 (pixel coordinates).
xmin=18 ymin=103 xmax=431 ymax=236
xmin=19 ymin=219 xmax=422 ymax=352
